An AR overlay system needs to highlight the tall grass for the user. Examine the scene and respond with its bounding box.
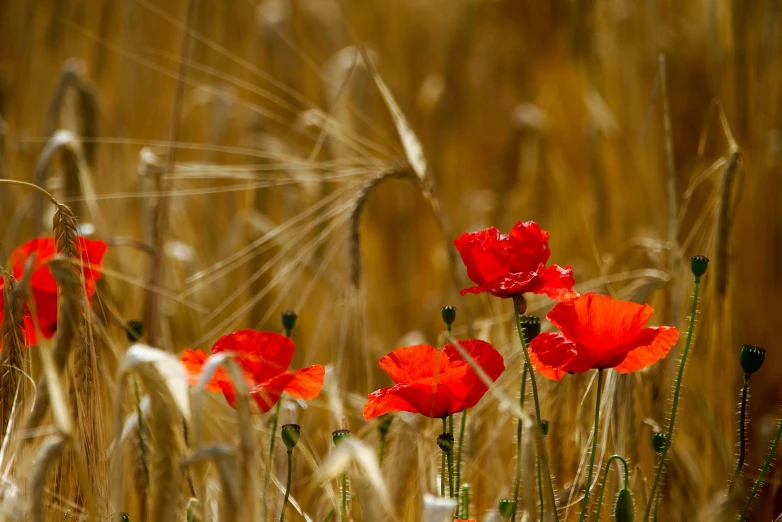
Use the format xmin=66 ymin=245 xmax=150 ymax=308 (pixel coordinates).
xmin=0 ymin=0 xmax=779 ymax=520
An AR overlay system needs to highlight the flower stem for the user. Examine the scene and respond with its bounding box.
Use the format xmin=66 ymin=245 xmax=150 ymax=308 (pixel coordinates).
xmin=340 ymin=471 xmax=348 ymax=522
xmin=461 ymin=484 xmax=470 ymax=519
xmin=537 ymin=452 xmax=544 ymax=522
xmin=514 ymin=305 xmax=559 ymax=522
xmin=264 ymin=400 xmax=283 ymax=522
xmin=279 ymin=449 xmax=293 ymax=522
xmin=456 ymin=410 xmax=467 ymax=507
xmin=447 ymin=449 xmax=455 ymax=498
xmin=593 ymin=455 xmax=629 ymax=521
xmin=578 ymin=368 xmax=603 ymax=522
xmin=644 ymin=275 xmax=702 ymax=520
xmin=728 ymin=374 xmax=750 ymax=496
xmin=378 ymin=433 xmax=386 ymax=468
xmin=441 ymin=417 xmax=447 ymax=497
xmin=739 ymin=416 xmax=782 ymax=521
xmin=511 ymin=363 xmax=528 ymax=522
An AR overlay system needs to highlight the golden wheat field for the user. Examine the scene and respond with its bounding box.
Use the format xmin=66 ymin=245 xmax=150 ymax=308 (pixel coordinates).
xmin=0 ymin=0 xmax=781 ymax=521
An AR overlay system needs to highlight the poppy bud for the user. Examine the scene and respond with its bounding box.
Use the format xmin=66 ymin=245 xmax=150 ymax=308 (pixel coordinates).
xmin=126 ymin=320 xmax=144 ymax=343
xmin=378 ymin=414 xmax=393 ymax=437
xmin=652 ymin=432 xmax=667 ymax=454
xmin=498 ymin=499 xmax=516 ymax=520
xmin=282 ymin=424 xmax=300 ymax=451
xmin=332 ymin=429 xmax=350 ymax=445
xmin=281 ymin=310 xmax=298 ymax=333
xmin=441 ymin=305 xmax=457 ymax=326
xmin=740 ymin=345 xmax=765 ymax=375
xmin=613 ymin=488 xmax=635 ymax=522
xmin=690 ymin=255 xmax=709 ymax=278
xmin=437 ymin=433 xmax=454 ymax=454
xmin=541 ymin=419 xmax=549 ymax=437
xmin=519 ymin=315 xmax=541 ymax=344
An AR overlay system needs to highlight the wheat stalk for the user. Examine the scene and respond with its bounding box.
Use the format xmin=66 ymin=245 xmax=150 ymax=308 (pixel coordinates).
xmin=0 ymin=272 xmax=27 ymax=442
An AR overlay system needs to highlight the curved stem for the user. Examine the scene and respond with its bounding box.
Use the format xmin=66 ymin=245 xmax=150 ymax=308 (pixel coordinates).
xmin=456 ymin=410 xmax=467 ymax=507
xmin=264 ymin=400 xmax=283 ymax=522
xmin=738 ymin=416 xmax=782 ymax=521
xmin=644 ymin=276 xmax=702 ymax=520
xmin=279 ymin=450 xmax=293 ymax=522
xmin=0 ymin=179 xmax=58 ymax=203
xmin=593 ymin=455 xmax=629 ymax=521
xmin=513 ymin=306 xmax=560 ymax=522
xmin=728 ymin=375 xmax=750 ymax=495
xmin=578 ymin=368 xmax=604 ymax=522
xmin=512 ymin=363 xmax=527 ymax=522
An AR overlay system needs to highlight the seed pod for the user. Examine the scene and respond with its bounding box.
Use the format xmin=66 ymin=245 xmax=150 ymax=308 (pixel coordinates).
xmin=281 ymin=310 xmax=298 ymax=333
xmin=740 ymin=345 xmax=765 ymax=375
xmin=282 ymin=424 xmax=301 ymax=451
xmin=614 ymin=488 xmax=635 ymax=522
xmin=519 ymin=315 xmax=541 ymax=344
xmin=690 ymin=255 xmax=709 ymax=278
xmin=332 ymin=429 xmax=350 ymax=445
xmin=498 ymin=498 xmax=516 ymax=520
xmin=437 ymin=433 xmax=454 ymax=454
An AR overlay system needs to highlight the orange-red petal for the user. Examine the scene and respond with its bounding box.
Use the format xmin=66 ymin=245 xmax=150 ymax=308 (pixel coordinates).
xmin=613 ymin=327 xmax=679 ymax=374
xmin=442 ymin=339 xmax=505 ymax=408
xmin=180 ymin=349 xmax=226 ymax=392
xmin=528 ymin=264 xmax=579 ymax=302
xmin=284 ymin=364 xmax=325 ymax=400
xmin=379 ymin=344 xmax=444 ymax=384
xmin=547 ymin=293 xmax=653 ymax=353
xmin=362 ymin=381 xmax=462 ymax=420
xmin=247 ymin=372 xmax=297 ymax=413
xmin=211 ymin=330 xmax=295 ymax=383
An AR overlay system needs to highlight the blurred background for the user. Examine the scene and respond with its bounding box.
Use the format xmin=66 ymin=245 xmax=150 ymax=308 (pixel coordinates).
xmin=1 ymin=0 xmax=780 ymax=520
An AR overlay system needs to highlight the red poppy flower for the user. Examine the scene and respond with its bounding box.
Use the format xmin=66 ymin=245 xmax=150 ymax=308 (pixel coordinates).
xmin=181 ymin=329 xmax=325 ymax=412
xmin=453 ymin=221 xmax=577 ymax=301
xmin=362 ymin=340 xmax=505 ymax=420
xmin=528 ymin=292 xmax=679 ymax=380
xmin=0 ymin=236 xmax=108 ymax=346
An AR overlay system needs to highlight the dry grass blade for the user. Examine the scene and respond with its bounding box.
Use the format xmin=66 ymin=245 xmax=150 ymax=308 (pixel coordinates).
xmin=26 ymin=434 xmax=66 ymax=522
xmin=0 ymin=272 xmax=28 ymax=442
xmin=184 ymin=446 xmax=241 ymax=522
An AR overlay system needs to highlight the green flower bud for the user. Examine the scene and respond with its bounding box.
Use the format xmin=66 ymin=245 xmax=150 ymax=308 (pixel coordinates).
xmin=441 ymin=305 xmax=456 ymax=326
xmin=541 ymin=419 xmax=549 ymax=437
xmin=281 ymin=424 xmax=300 ymax=451
xmin=613 ymin=488 xmax=635 ymax=522
xmin=437 ymin=432 xmax=454 ymax=454
xmin=498 ymin=499 xmax=516 ymax=520
xmin=332 ymin=429 xmax=350 ymax=445
xmin=652 ymin=432 xmax=667 ymax=454
xmin=519 ymin=315 xmax=541 ymax=344
xmin=281 ymin=310 xmax=298 ymax=333
xmin=378 ymin=414 xmax=393 ymax=437
xmin=690 ymin=255 xmax=709 ymax=278
xmin=126 ymin=321 xmax=144 ymax=343
xmin=740 ymin=345 xmax=765 ymax=375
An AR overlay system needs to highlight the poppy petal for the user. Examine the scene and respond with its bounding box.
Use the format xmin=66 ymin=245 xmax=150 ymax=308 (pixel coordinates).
xmin=362 ymin=381 xmax=462 ymax=420
xmin=180 ymin=349 xmax=226 ymax=392
xmin=283 ymin=364 xmax=325 ymax=400
xmin=211 ymin=330 xmax=295 ymax=383
xmin=527 ymin=345 xmax=566 ymax=381
xmin=453 ymin=227 xmax=509 ymax=286
xmin=506 ymin=221 xmax=551 ymax=271
xmin=547 ymin=293 xmax=654 ymax=352
xmin=442 ymin=339 xmax=505 ymax=408
xmin=226 ymin=371 xmax=295 ymax=413
xmin=459 ymin=272 xmax=537 ymax=298
xmin=527 ymin=264 xmax=579 ymax=302
xmin=613 ymin=327 xmax=679 ymax=374
xmin=379 ymin=344 xmax=443 ymax=383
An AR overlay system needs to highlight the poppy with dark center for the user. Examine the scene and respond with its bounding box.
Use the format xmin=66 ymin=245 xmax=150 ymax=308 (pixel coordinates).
xmin=181 ymin=329 xmax=325 ymax=412
xmin=528 ymin=292 xmax=679 ymax=380
xmin=453 ymin=221 xmax=577 ymax=301
xmin=0 ymin=236 xmax=108 ymax=346
xmin=362 ymin=340 xmax=505 ymax=420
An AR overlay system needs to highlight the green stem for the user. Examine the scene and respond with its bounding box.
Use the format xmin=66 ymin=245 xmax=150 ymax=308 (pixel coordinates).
xmin=264 ymin=400 xmax=283 ymax=522
xmin=644 ymin=276 xmax=702 ymax=520
xmin=378 ymin=433 xmax=386 ymax=468
xmin=513 ymin=306 xmax=560 ymax=522
xmin=340 ymin=472 xmax=348 ymax=522
xmin=323 ymin=509 xmax=334 ymax=522
xmin=441 ymin=417 xmax=447 ymax=497
xmin=593 ymin=455 xmax=629 ymax=521
xmin=447 ymin=449 xmax=455 ymax=498
xmin=738 ymin=416 xmax=782 ymax=521
xmin=279 ymin=450 xmax=293 ymax=522
xmin=578 ymin=368 xmax=604 ymax=522
xmin=728 ymin=374 xmax=750 ymax=496
xmin=456 ymin=410 xmax=467 ymax=508
xmin=537 ymin=452 xmax=544 ymax=522
xmin=461 ymin=484 xmax=470 ymax=519
xmin=511 ymin=363 xmax=528 ymax=522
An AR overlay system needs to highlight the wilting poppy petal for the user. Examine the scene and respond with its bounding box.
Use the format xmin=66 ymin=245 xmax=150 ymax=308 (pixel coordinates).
xmin=211 ymin=330 xmax=295 ymax=383
xmin=547 ymin=293 xmax=653 ymax=353
xmin=246 ymin=372 xmax=297 ymax=412
xmin=442 ymin=340 xmax=505 ymax=408
xmin=613 ymin=327 xmax=679 ymax=374
xmin=180 ymin=349 xmax=226 ymax=392
xmin=379 ymin=344 xmax=446 ymax=384
xmin=362 ymin=381 xmax=462 ymax=420
xmin=284 ymin=364 xmax=325 ymax=400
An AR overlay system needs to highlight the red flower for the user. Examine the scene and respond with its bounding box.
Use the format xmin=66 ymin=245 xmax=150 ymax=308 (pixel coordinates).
xmin=528 ymin=292 xmax=679 ymax=380
xmin=453 ymin=221 xmax=577 ymax=301
xmin=362 ymin=340 xmax=505 ymax=420
xmin=181 ymin=329 xmax=325 ymax=412
xmin=0 ymin=236 xmax=108 ymax=346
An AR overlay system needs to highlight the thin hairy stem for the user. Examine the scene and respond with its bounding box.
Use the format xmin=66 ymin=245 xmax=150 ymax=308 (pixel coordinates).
xmin=447 ymin=449 xmax=455 ymax=498
xmin=264 ymin=400 xmax=283 ymax=522
xmin=378 ymin=434 xmax=386 ymax=468
xmin=279 ymin=450 xmax=293 ymax=522
xmin=340 ymin=471 xmax=348 ymax=522
xmin=644 ymin=276 xmax=702 ymax=520
xmin=512 ymin=363 xmax=528 ymax=522
xmin=738 ymin=417 xmax=782 ymax=521
xmin=579 ymin=368 xmax=604 ymax=522
xmin=728 ymin=375 xmax=750 ymax=495
xmin=456 ymin=410 xmax=467 ymax=509
xmin=441 ymin=417 xmax=447 ymax=497
xmin=594 ymin=455 xmax=629 ymax=521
